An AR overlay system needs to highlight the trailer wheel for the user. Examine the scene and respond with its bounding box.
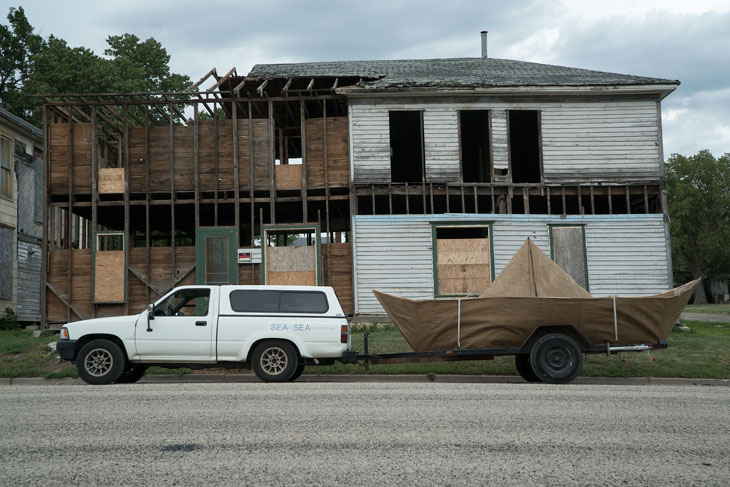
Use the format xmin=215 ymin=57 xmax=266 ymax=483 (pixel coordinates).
xmin=76 ymin=339 xmax=125 ymax=385
xmin=529 ymin=333 xmax=583 ymax=384
xmin=252 ymin=340 xmax=298 ymax=382
xmin=515 ymin=354 xmax=542 ymax=382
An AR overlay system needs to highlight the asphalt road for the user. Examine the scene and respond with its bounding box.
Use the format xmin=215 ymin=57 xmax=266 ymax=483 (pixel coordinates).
xmin=1 ymin=383 xmax=728 ymax=486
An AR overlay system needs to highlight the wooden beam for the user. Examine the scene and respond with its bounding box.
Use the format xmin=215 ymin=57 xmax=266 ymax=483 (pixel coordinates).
xmin=257 ymin=80 xmax=269 ymax=96
xmin=188 ymin=68 xmax=217 ymax=92
xmin=206 ymin=67 xmax=236 ymax=93
xmin=46 ymin=282 xmax=87 ymax=321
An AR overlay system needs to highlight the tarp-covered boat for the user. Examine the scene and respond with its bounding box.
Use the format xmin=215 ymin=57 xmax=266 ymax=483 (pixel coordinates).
xmin=374 ymin=239 xmax=700 ymax=352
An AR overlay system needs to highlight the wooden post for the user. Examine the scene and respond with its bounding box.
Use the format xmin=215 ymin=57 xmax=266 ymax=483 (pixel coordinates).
xmin=232 ymin=101 xmax=241 ymax=236
xmin=577 ymin=186 xmax=583 ymax=215
xmin=547 ymin=186 xmax=551 ymax=215
xmin=123 ymin=104 xmax=130 ymax=314
xmin=66 ymin=105 xmax=74 ymax=322
xmin=268 ymin=101 xmax=275 ymax=223
xmin=608 ymin=186 xmax=613 ymax=214
xmin=214 ymin=101 xmax=219 ymax=225
xmin=249 ymin=102 xmax=255 ymax=246
xmin=625 ymin=186 xmax=631 ymax=214
xmin=561 ymin=187 xmax=566 ymax=215
xmin=40 ymin=105 xmax=48 ymax=328
xmin=300 ymin=101 xmax=308 ymax=222
xmin=590 ymin=186 xmax=595 ymax=215
xmin=323 ymin=100 xmax=330 ymax=240
xmin=644 ymin=185 xmax=649 ymax=214
xmin=194 ymin=104 xmax=200 ymax=229
xmin=145 ymin=105 xmax=151 ymax=306
xmin=169 ymin=103 xmax=176 ymax=288
xmin=523 ymin=186 xmax=529 ymax=215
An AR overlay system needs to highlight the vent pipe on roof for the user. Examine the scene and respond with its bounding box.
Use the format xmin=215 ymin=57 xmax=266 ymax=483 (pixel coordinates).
xmin=481 ymin=31 xmax=488 ymax=58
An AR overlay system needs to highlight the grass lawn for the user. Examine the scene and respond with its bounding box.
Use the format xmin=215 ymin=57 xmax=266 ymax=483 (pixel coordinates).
xmin=684 ymin=303 xmax=730 ymax=315
xmin=1 ymin=319 xmax=728 ymax=380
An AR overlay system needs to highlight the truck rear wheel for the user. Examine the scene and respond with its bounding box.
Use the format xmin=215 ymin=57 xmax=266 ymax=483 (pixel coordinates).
xmin=515 ymin=354 xmax=542 ymax=382
xmin=76 ymin=339 xmax=125 ymax=385
xmin=529 ymin=333 xmax=583 ymax=384
xmin=252 ymin=340 xmax=298 ymax=382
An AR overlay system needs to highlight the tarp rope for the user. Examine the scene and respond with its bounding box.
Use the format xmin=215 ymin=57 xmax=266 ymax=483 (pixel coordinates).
xmin=612 ymin=295 xmax=618 ymax=342
xmin=457 ymin=298 xmax=461 ymax=349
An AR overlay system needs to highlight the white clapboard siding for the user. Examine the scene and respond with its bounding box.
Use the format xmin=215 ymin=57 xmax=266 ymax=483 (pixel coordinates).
xmin=17 ymin=241 xmax=41 ymax=322
xmin=423 ymin=108 xmax=459 ymax=181
xmin=349 ymin=98 xmax=662 ymax=185
xmin=491 ymin=110 xmax=509 ymax=171
xmin=353 ymin=213 xmax=670 ymax=315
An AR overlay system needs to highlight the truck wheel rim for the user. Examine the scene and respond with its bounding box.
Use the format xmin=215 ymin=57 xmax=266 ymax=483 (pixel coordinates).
xmin=85 ymin=348 xmax=113 ymax=377
xmin=261 ymin=347 xmax=287 ymax=375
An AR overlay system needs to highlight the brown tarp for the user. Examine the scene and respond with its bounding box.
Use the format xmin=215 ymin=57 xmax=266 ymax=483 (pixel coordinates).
xmin=373 ymin=238 xmax=700 ymax=351
xmin=481 ymin=238 xmax=592 ymax=298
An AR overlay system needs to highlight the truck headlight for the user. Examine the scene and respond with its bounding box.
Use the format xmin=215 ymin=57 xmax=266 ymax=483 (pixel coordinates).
xmin=60 ymin=327 xmax=69 ymax=340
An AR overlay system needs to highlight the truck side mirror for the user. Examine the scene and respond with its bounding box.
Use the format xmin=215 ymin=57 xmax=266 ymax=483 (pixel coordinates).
xmin=146 ymin=303 xmax=154 ymax=332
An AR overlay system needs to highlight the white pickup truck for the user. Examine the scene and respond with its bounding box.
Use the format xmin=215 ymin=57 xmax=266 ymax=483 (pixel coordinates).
xmin=57 ymin=285 xmax=354 ymax=384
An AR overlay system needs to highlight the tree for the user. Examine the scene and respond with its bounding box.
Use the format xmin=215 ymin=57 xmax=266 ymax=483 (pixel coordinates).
xmin=0 ymin=7 xmax=191 ymax=125
xmin=665 ymin=150 xmax=730 ymax=303
xmin=0 ymin=7 xmax=45 ymax=111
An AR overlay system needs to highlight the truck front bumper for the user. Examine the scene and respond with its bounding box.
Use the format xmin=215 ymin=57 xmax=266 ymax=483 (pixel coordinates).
xmin=57 ymin=340 xmax=77 ymax=361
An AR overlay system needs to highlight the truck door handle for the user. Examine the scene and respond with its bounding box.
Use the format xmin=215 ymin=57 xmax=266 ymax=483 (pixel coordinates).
xmin=195 ymin=321 xmax=207 ymax=326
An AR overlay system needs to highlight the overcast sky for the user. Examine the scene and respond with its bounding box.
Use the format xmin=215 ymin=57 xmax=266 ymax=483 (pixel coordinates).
xmin=14 ymin=0 xmax=730 ymax=157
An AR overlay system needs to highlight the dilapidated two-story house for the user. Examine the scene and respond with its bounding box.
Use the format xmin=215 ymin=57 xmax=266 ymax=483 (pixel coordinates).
xmin=41 ymin=42 xmax=678 ymax=325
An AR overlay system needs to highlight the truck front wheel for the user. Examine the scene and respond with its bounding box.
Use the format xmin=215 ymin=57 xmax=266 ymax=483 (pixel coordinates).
xmin=252 ymin=340 xmax=298 ymax=382
xmin=76 ymin=339 xmax=125 ymax=385
xmin=529 ymin=333 xmax=583 ymax=384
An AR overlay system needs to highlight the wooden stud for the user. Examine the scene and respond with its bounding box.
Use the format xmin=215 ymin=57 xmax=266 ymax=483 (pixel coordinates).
xmin=67 ymin=104 xmax=74 ymax=322
xmin=405 ymin=183 xmax=410 ymax=214
xmin=145 ymin=105 xmax=151 ymax=306
xmin=323 ymin=100 xmax=330 ymax=236
xmin=577 ymin=186 xmax=583 ymax=215
xmin=561 ymin=187 xmax=566 ymax=215
xmin=249 ymin=102 xmax=255 ymax=245
xmin=474 ymin=186 xmax=478 ymax=214
xmin=123 ymin=103 xmax=130 ymax=315
xmin=300 ymin=100 xmax=308 ymax=222
xmin=490 ymin=185 xmax=495 ymax=214
xmin=40 ymin=105 xmax=48 ymax=328
xmin=388 ymin=183 xmax=393 ymax=215
xmin=169 ymin=104 xmax=176 ymax=288
xmin=429 ymin=183 xmax=434 ymax=214
xmin=194 ymin=104 xmax=201 ymax=225
xmin=590 ymin=186 xmax=595 ymax=215
xmin=268 ymin=101 xmax=275 ymax=223
xmin=371 ymin=185 xmax=375 ymax=214
xmin=460 ymin=185 xmax=465 ymax=212
xmin=608 ymin=186 xmax=613 ymax=214
xmin=214 ymin=101 xmax=219 ymax=225
xmin=625 ymin=186 xmax=631 ymax=214
xmin=446 ymin=185 xmax=450 ymax=213
xmin=644 ymin=185 xmax=649 ymax=214
xmin=231 ymin=102 xmax=241 ymax=236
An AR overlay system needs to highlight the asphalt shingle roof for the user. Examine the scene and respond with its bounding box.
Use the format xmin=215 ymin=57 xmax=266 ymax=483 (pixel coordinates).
xmin=248 ymin=57 xmax=678 ymax=90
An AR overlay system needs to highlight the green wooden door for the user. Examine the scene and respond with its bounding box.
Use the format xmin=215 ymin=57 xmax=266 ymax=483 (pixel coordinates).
xmin=196 ymin=228 xmax=239 ymax=285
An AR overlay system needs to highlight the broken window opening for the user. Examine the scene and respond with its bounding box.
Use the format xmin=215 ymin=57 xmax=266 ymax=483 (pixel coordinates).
xmin=509 ymin=110 xmax=541 ymax=183
xmin=460 ymin=111 xmax=491 ymax=182
xmin=389 ymin=111 xmax=424 ymax=183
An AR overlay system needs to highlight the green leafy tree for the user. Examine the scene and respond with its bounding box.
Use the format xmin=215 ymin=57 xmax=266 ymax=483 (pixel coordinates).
xmin=665 ymin=150 xmax=730 ymax=303
xmin=1 ymin=7 xmax=191 ymax=125
xmin=0 ymin=7 xmax=45 ymax=112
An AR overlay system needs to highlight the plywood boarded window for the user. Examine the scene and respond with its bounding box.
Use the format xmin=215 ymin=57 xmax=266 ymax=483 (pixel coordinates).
xmin=550 ymin=225 xmax=589 ymax=290
xmin=509 ymin=110 xmax=541 ymax=183
xmin=94 ymin=232 xmax=126 ymax=303
xmin=460 ymin=111 xmax=491 ymax=183
xmin=389 ymin=111 xmax=423 ymax=183
xmin=0 ymin=226 xmax=13 ymax=300
xmin=434 ymin=226 xmax=491 ymax=296
xmin=263 ymin=225 xmax=321 ymax=286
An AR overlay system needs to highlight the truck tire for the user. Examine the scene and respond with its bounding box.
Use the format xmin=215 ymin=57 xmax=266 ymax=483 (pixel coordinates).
xmin=515 ymin=354 xmax=542 ymax=382
xmin=115 ymin=365 xmax=148 ymax=384
xmin=252 ymin=340 xmax=298 ymax=382
xmin=288 ymin=364 xmax=306 ymax=382
xmin=76 ymin=339 xmax=125 ymax=385
xmin=529 ymin=333 xmax=583 ymax=384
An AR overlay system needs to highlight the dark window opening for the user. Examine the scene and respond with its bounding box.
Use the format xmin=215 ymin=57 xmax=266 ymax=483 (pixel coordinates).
xmin=509 ymin=110 xmax=541 ymax=183
xmin=460 ymin=111 xmax=491 ymax=182
xmin=389 ymin=111 xmax=423 ymax=183
xmin=435 ymin=226 xmax=489 ymax=239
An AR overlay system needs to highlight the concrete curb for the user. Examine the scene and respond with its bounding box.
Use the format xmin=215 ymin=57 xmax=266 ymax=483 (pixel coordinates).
xmin=2 ymin=374 xmax=728 ymax=386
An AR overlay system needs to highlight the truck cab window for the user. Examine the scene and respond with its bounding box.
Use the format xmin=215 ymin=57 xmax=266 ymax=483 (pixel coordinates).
xmin=155 ymin=289 xmax=210 ymax=317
